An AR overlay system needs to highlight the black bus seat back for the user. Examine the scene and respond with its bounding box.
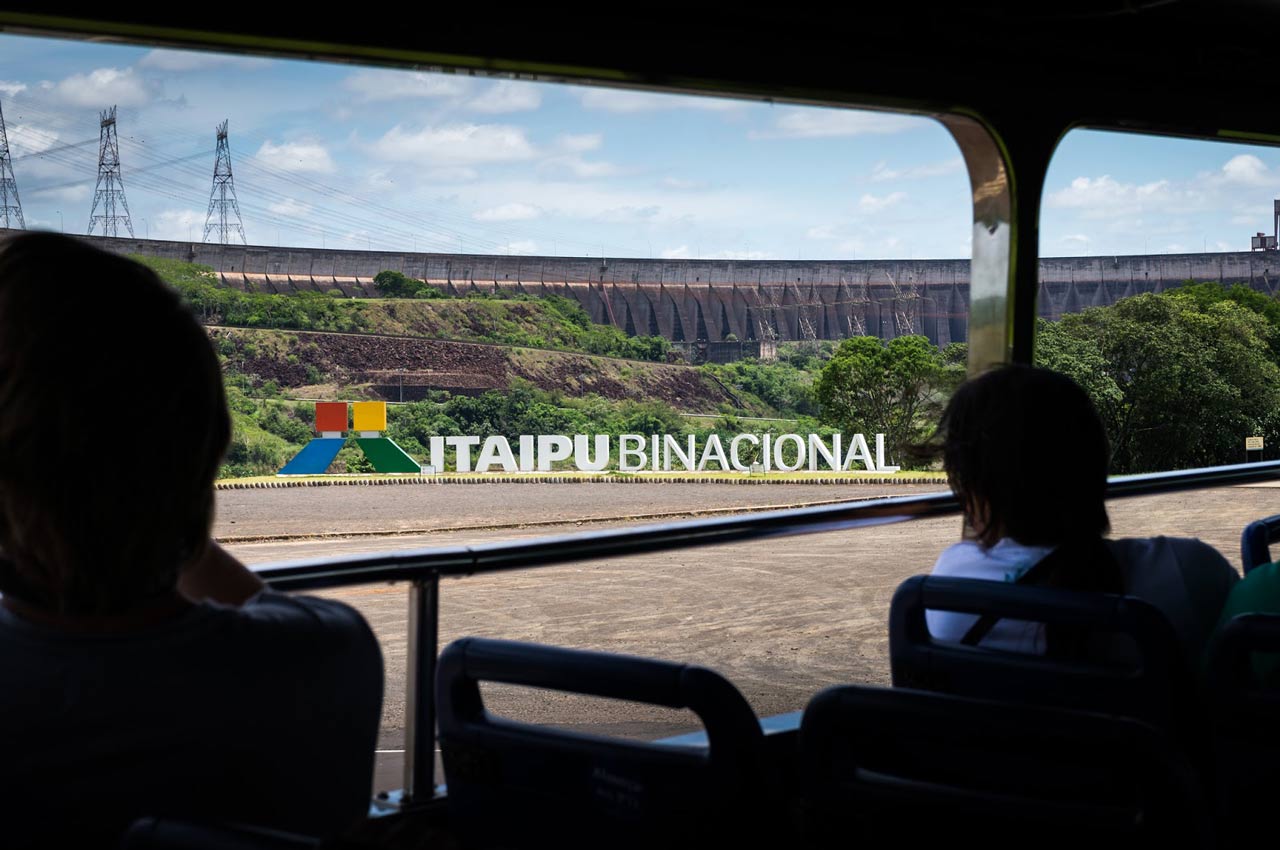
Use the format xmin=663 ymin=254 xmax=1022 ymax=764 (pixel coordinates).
xmin=1240 ymin=514 xmax=1280 ymax=573
xmin=435 ymin=637 xmax=768 ymax=843
xmin=1205 ymin=613 xmax=1280 ymax=828
xmin=889 ymin=575 xmax=1192 ymax=731
xmin=798 ymin=684 xmax=1212 ymax=849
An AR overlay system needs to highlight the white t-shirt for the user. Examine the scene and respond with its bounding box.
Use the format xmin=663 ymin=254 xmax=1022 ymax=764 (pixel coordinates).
xmin=927 ymin=536 xmax=1239 ymax=659
xmin=0 ymin=591 xmax=383 ymax=847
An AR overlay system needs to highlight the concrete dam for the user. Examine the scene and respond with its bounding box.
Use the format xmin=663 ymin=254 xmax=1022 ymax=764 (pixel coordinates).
xmin=57 ymin=232 xmax=1280 ymax=347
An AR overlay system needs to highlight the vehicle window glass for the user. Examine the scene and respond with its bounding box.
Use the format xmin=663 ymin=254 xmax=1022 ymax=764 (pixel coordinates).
xmin=1042 ymin=129 xmax=1280 ymax=474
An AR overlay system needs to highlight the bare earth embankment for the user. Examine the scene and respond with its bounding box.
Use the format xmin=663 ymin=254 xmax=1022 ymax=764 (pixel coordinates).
xmin=209 ymin=326 xmax=731 ymax=407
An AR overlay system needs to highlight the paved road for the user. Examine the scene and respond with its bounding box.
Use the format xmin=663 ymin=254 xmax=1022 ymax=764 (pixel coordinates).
xmin=218 ymin=480 xmax=1278 ymax=790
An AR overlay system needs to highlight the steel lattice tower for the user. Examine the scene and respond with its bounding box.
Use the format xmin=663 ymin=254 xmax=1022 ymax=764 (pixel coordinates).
xmin=87 ymin=106 xmax=134 ymax=238
xmin=202 ymin=120 xmax=246 ymax=244
xmin=0 ymin=99 xmax=25 ymax=230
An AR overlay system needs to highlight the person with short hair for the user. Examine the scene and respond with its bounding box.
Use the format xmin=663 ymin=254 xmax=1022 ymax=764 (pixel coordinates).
xmin=927 ymin=364 xmax=1238 ymax=660
xmin=0 ymin=232 xmax=382 ymax=846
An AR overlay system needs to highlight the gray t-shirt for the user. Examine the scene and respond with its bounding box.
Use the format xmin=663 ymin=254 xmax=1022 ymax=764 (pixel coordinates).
xmin=0 ymin=591 xmax=382 ymax=846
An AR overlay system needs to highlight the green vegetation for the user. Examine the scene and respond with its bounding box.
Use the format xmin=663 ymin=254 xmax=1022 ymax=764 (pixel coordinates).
xmin=373 ymin=270 xmax=444 ymax=299
xmin=213 ymin=378 xmax=835 ymax=478
xmin=1038 ymin=282 xmax=1280 ymax=474
xmin=139 ymin=257 xmax=671 ymax=363
xmin=704 ymin=357 xmax=819 ymax=418
xmin=815 ymin=335 xmax=965 ymax=467
xmin=143 ymin=255 xmax=1280 ymax=480
xmin=138 ymin=256 xmax=371 ymax=333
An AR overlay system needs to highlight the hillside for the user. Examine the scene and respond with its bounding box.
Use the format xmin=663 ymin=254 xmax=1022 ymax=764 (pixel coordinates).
xmin=138 ymin=256 xmax=670 ymax=362
xmin=210 ymin=327 xmax=733 ymax=409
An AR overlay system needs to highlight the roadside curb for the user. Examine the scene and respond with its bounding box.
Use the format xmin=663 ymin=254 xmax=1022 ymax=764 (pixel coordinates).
xmin=216 ymin=474 xmax=948 ymax=490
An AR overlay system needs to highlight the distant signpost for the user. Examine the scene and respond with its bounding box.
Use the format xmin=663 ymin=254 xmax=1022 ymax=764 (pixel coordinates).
xmin=1246 ymin=435 xmax=1265 ymax=462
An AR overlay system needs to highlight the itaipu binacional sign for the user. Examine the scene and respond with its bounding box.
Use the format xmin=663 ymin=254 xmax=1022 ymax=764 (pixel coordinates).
xmin=279 ymin=401 xmax=900 ymax=475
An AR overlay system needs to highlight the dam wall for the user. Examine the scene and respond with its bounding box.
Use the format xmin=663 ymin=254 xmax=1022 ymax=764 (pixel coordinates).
xmin=38 ymin=232 xmax=1280 ymax=347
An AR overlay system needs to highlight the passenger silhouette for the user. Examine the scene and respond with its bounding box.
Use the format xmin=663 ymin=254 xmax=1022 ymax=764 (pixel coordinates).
xmin=928 ymin=364 xmax=1238 ymax=661
xmin=0 ymin=233 xmax=382 ymax=846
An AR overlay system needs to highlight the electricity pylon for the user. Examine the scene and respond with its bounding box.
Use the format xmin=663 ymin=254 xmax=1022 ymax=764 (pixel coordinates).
xmin=87 ymin=106 xmax=134 ymax=238
xmin=202 ymin=120 xmax=246 ymax=244
xmin=0 ymin=99 xmax=25 ymax=230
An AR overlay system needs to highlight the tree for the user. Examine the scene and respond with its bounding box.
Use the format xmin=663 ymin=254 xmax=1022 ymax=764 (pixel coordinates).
xmin=373 ymin=269 xmax=440 ymax=299
xmin=815 ymin=335 xmax=956 ymax=465
xmin=1036 ymin=293 xmax=1280 ymax=473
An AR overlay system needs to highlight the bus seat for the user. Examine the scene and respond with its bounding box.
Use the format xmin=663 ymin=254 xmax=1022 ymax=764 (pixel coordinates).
xmin=1240 ymin=515 xmax=1280 ymax=573
xmin=119 ymin=817 xmax=322 ymax=849
xmin=889 ymin=575 xmax=1194 ymax=735
xmin=799 ymin=684 xmax=1212 ymax=849
xmin=1204 ymin=612 xmax=1280 ymax=836
xmin=436 ymin=637 xmax=769 ymax=848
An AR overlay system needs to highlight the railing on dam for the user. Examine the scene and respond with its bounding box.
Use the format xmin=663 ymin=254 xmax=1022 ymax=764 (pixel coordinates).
xmin=251 ymin=459 xmax=1280 ymax=805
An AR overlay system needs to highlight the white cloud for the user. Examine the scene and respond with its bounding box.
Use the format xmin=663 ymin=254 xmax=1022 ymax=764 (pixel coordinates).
xmin=268 ymin=198 xmax=312 ymax=217
xmin=27 ymin=184 xmax=90 ymax=203
xmin=369 ymin=123 xmax=536 ymax=165
xmin=705 ymin=249 xmax=773 ymax=260
xmin=541 ymin=155 xmax=620 ymax=179
xmin=599 ymin=205 xmax=661 ymax=223
xmin=7 ymin=122 xmax=61 ymax=157
xmin=137 ymin=49 xmax=267 ymax=72
xmin=752 ymin=109 xmax=919 ymax=140
xmin=857 ymin=191 xmax=908 ymax=213
xmin=498 ymin=239 xmax=539 ymax=254
xmin=579 ymin=88 xmax=741 ymax=113
xmin=557 ymin=133 xmax=602 ymax=153
xmin=1220 ymin=154 xmax=1270 ymax=185
xmin=469 ymin=80 xmax=541 ymax=113
xmin=834 ymin=235 xmax=900 ymax=255
xmin=425 ymin=166 xmax=479 ymax=182
xmin=806 ymin=225 xmax=837 ymax=240
xmin=870 ymin=157 xmax=964 ymax=182
xmin=1045 ymin=175 xmax=1173 ymax=217
xmin=661 ymin=245 xmax=691 ymax=259
xmin=0 ymin=81 xmax=26 ymax=98
xmin=1061 ymin=233 xmax=1092 ymax=246
xmin=343 ymin=70 xmax=468 ymax=102
xmin=150 ymin=208 xmax=205 ymax=241
xmin=474 ymin=202 xmax=542 ymax=222
xmin=256 ymin=140 xmax=336 ymax=174
xmin=52 ymin=67 xmax=155 ymax=108
xmin=661 ymin=176 xmax=709 ymax=190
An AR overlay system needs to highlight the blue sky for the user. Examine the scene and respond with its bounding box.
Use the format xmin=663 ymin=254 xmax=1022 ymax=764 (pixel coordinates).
xmin=1 ymin=32 xmax=1277 ymax=260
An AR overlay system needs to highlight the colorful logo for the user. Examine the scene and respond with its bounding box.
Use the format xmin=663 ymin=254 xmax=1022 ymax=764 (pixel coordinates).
xmin=278 ymin=401 xmax=421 ymax=475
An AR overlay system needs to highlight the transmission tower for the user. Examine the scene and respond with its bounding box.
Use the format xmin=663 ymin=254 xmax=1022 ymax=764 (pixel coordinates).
xmin=87 ymin=106 xmax=134 ymax=238
xmin=0 ymin=100 xmax=25 ymax=230
xmin=202 ymin=120 xmax=246 ymax=245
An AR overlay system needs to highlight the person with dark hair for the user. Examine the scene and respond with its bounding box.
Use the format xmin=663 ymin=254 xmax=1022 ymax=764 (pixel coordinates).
xmin=927 ymin=364 xmax=1237 ymax=660
xmin=0 ymin=233 xmax=383 ymax=846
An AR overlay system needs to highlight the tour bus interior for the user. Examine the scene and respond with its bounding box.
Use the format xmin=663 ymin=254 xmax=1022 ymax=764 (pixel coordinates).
xmin=4 ymin=1 xmax=1280 ymax=848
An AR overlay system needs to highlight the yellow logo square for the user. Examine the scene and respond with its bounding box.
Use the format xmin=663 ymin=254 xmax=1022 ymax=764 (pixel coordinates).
xmin=352 ymin=401 xmax=387 ymax=432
